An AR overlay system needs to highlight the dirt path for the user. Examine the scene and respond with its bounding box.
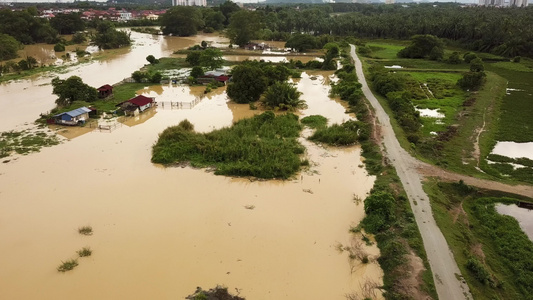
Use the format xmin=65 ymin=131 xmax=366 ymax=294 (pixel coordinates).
xmin=417 ymin=162 xmax=533 ymax=198
xmin=351 ymin=45 xmax=473 ymax=300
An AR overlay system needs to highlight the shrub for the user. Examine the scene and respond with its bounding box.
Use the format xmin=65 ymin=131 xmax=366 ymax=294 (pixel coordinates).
xmin=262 ymin=81 xmax=304 ymax=111
xmin=54 ymin=43 xmax=65 ymax=52
xmin=78 ymin=226 xmax=93 ymax=235
xmin=77 ymin=247 xmax=92 ymax=257
xmin=309 ymin=120 xmax=361 ymax=146
xmin=57 ymin=259 xmax=78 ymax=272
xmin=301 ymin=115 xmax=328 ymax=129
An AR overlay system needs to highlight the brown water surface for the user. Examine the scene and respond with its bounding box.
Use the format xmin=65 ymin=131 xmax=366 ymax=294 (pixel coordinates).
xmin=0 ymin=40 xmax=383 ymax=299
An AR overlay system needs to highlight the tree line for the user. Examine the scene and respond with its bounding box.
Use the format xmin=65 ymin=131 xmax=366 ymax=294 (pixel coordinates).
xmin=159 ymin=3 xmax=533 ymax=58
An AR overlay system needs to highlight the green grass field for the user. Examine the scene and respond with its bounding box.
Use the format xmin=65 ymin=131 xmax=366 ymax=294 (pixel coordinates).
xmin=425 ymin=180 xmax=533 ymax=300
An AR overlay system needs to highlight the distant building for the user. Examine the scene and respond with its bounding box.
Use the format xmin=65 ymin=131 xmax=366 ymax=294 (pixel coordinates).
xmin=479 ymin=0 xmax=528 ymax=6
xmin=172 ymin=0 xmax=207 ymax=6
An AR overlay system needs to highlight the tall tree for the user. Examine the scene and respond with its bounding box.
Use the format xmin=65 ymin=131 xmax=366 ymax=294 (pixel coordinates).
xmin=0 ymin=33 xmax=20 ymax=61
xmin=50 ymin=13 xmax=85 ymax=35
xmin=160 ymin=6 xmax=204 ymax=37
xmin=51 ymin=76 xmax=98 ymax=107
xmin=226 ymin=10 xmax=261 ymax=47
xmin=227 ymin=64 xmax=267 ymax=103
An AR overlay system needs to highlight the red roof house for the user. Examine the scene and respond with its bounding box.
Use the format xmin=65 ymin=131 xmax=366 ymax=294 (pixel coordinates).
xmin=97 ymin=84 xmax=113 ymax=98
xmin=118 ymin=95 xmax=155 ymax=116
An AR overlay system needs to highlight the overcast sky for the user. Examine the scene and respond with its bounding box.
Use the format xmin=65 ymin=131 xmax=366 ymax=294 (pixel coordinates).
xmin=2 ymin=0 xmax=481 ymax=3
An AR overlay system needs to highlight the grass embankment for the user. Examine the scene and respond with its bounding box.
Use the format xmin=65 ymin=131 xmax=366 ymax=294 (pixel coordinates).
xmin=354 ymin=98 xmax=437 ymax=299
xmin=334 ymin=50 xmax=437 ymax=299
xmin=425 ymin=180 xmax=533 ymax=300
xmin=151 ymin=112 xmax=307 ymax=179
xmin=0 ymin=129 xmax=60 ymax=158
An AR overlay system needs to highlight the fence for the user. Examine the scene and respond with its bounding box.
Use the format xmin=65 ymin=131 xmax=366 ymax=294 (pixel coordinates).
xmin=157 ymin=98 xmax=202 ymax=110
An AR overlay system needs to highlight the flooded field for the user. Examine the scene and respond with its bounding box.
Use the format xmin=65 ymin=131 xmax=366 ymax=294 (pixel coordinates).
xmin=0 ymin=30 xmax=225 ymax=132
xmin=491 ymin=141 xmax=533 ymax=160
xmin=0 ymin=31 xmax=383 ymax=299
xmin=496 ymin=204 xmax=533 ymax=241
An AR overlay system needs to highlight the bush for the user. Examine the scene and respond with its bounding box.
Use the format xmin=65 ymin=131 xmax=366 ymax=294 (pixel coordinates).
xmin=190 ymin=66 xmax=204 ymax=78
xmin=262 ymin=81 xmax=304 ymax=111
xmin=71 ymin=32 xmax=86 ymax=44
xmin=152 ymin=112 xmax=305 ymax=179
xmin=513 ymin=56 xmax=521 ymax=63
xmin=463 ymin=52 xmax=478 ymax=64
xmin=54 ymin=43 xmax=65 ymax=52
xmin=301 ymin=115 xmax=328 ymax=129
xmin=458 ymin=71 xmax=486 ymax=90
xmin=309 ymin=121 xmax=362 ymax=146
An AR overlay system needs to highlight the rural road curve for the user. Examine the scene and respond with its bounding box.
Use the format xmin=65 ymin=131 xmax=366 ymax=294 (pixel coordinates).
xmin=350 ymin=45 xmax=472 ymax=300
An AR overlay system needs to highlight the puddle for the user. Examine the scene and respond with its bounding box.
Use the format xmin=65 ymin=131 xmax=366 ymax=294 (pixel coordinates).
xmin=496 ymin=204 xmax=533 ymax=242
xmin=506 ymin=88 xmax=525 ymax=95
xmin=416 ymin=108 xmax=444 ymax=118
xmin=491 ymin=141 xmax=533 ymax=160
xmin=0 ymin=38 xmax=383 ymax=299
xmin=384 ymin=65 xmax=403 ymax=69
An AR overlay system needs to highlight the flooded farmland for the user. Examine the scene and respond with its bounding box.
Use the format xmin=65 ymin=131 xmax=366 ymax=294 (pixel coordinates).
xmin=0 ymin=32 xmax=382 ymax=299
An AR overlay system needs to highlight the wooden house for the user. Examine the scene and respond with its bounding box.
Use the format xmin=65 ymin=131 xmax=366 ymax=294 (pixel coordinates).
xmin=97 ymin=84 xmax=113 ymax=98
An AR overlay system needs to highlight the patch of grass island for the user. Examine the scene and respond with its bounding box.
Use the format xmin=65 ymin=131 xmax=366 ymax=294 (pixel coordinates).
xmin=57 ymin=259 xmax=78 ymax=272
xmin=151 ymin=112 xmax=307 ymax=179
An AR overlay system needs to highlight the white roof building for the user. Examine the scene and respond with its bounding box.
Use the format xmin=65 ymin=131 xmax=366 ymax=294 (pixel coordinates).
xmin=172 ymin=0 xmax=207 ymax=6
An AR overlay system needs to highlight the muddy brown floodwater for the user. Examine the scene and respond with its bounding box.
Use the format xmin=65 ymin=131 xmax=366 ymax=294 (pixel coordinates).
xmin=0 ymin=32 xmax=383 ymax=299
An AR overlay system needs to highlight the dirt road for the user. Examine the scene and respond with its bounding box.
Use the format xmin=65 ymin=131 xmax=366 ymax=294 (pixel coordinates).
xmin=350 ymin=45 xmax=472 ymax=300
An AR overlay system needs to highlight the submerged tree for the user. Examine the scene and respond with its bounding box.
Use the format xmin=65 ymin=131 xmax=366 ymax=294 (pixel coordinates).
xmin=262 ymin=81 xmax=304 ymax=111
xmin=0 ymin=33 xmax=20 ymax=61
xmin=51 ymin=76 xmax=98 ymax=107
xmin=92 ymin=21 xmax=131 ymax=49
xmin=227 ymin=64 xmax=267 ymax=103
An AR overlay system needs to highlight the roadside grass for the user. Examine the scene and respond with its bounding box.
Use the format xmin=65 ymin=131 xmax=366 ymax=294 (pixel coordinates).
xmin=152 ymin=112 xmax=306 ymax=179
xmin=78 ymin=226 xmax=93 ymax=236
xmin=0 ymin=129 xmax=60 ymax=158
xmin=424 ymin=180 xmax=533 ymax=300
xmin=491 ymin=61 xmax=533 ymax=73
xmin=57 ymin=259 xmax=78 ymax=272
xmin=339 ymin=57 xmax=437 ymax=299
xmin=365 ymin=42 xmax=405 ymax=60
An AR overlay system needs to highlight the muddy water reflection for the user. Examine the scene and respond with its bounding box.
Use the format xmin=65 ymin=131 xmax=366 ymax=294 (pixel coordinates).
xmin=496 ymin=204 xmax=533 ymax=242
xmin=0 ymin=73 xmax=382 ymax=299
xmin=297 ymin=71 xmax=355 ymax=124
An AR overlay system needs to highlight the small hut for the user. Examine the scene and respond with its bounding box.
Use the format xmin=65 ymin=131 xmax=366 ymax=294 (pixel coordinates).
xmin=97 ymin=84 xmax=113 ymax=98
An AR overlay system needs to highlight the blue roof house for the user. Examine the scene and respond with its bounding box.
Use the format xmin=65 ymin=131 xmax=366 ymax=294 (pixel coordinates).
xmin=54 ymin=107 xmax=92 ymax=126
